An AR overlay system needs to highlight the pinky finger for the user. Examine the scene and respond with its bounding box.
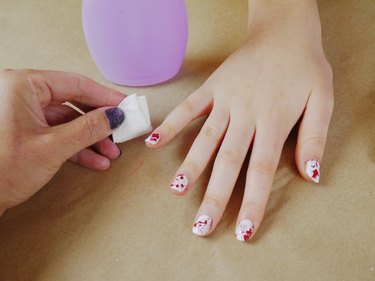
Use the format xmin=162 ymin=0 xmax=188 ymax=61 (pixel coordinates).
xmin=295 ymin=85 xmax=334 ymax=183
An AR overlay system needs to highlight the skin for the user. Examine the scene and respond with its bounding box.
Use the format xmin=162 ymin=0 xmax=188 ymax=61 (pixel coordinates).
xmin=0 ymin=70 xmax=125 ymax=216
xmin=146 ymin=0 xmax=334 ymax=239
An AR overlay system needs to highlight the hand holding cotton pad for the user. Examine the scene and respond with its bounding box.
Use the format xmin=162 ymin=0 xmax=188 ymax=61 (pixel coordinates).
xmin=112 ymin=94 xmax=153 ymax=143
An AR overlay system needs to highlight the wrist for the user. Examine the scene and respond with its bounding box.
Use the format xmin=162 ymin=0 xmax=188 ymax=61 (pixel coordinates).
xmin=247 ymin=0 xmax=322 ymax=44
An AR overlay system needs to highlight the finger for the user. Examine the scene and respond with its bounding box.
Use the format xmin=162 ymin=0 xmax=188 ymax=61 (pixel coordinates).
xmin=192 ymin=116 xmax=254 ymax=236
xmin=145 ymin=89 xmax=212 ymax=147
xmin=28 ymin=70 xmax=125 ymax=108
xmin=44 ymin=103 xmax=95 ymax=126
xmin=236 ymin=128 xmax=285 ymax=242
xmin=92 ymin=138 xmax=121 ymax=160
xmin=169 ymin=108 xmax=229 ymax=194
xmin=70 ymin=149 xmax=111 ymax=171
xmin=295 ymin=86 xmax=334 ymax=183
xmin=47 ymin=107 xmax=125 ymax=161
xmin=44 ymin=105 xmax=82 ymax=125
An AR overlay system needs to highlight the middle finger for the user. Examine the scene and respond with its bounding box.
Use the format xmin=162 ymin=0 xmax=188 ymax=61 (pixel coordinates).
xmin=192 ymin=114 xmax=254 ymax=236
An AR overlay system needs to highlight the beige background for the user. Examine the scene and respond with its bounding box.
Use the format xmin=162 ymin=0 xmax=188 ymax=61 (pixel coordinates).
xmin=0 ymin=0 xmax=374 ymax=280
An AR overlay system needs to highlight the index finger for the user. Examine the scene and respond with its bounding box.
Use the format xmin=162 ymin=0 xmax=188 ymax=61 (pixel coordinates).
xmin=29 ymin=70 xmax=126 ymax=107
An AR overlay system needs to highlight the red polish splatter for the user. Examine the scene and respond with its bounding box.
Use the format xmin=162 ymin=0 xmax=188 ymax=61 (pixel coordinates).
xmin=194 ymin=220 xmax=208 ymax=228
xmin=149 ymin=133 xmax=160 ymax=142
xmin=243 ymin=228 xmax=253 ymax=241
xmin=312 ymin=169 xmax=319 ymax=179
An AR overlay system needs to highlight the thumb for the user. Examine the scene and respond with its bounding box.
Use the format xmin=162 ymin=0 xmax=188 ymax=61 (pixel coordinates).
xmin=49 ymin=107 xmax=125 ymax=160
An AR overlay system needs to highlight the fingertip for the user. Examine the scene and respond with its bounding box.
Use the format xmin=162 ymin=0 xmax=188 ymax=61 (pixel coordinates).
xmin=169 ymin=174 xmax=189 ymax=194
xmin=70 ymin=149 xmax=112 ymax=171
xmin=105 ymin=107 xmax=125 ymax=130
xmin=145 ymin=132 xmax=161 ymax=148
xmin=169 ymin=188 xmax=188 ymax=196
xmin=235 ymin=219 xmax=255 ymax=242
xmin=95 ymin=158 xmax=112 ymax=171
xmin=94 ymin=138 xmax=121 ymax=160
xmin=303 ymin=159 xmax=321 ymax=184
xmin=192 ymin=215 xmax=213 ymax=237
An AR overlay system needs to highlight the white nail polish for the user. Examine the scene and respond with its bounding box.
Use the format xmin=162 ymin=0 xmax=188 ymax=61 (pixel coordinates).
xmin=170 ymin=174 xmax=188 ymax=193
xmin=145 ymin=132 xmax=160 ymax=145
xmin=192 ymin=215 xmax=212 ymax=236
xmin=235 ymin=219 xmax=254 ymax=242
xmin=305 ymin=159 xmax=320 ymax=183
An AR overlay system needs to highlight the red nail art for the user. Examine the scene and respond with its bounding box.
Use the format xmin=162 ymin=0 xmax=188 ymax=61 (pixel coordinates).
xmin=236 ymin=220 xmax=254 ymax=242
xmin=192 ymin=215 xmax=212 ymax=236
xmin=305 ymin=159 xmax=320 ymax=183
xmin=170 ymin=174 xmax=188 ymax=193
xmin=145 ymin=133 xmax=160 ymax=145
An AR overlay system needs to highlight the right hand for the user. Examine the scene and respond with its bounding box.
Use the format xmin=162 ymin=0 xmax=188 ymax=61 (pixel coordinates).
xmin=0 ymin=69 xmax=125 ymax=215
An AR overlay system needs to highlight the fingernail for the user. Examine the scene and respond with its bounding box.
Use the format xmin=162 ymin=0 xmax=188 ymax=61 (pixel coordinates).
xmin=235 ymin=219 xmax=255 ymax=242
xmin=170 ymin=174 xmax=189 ymax=193
xmin=305 ymin=159 xmax=320 ymax=183
xmin=145 ymin=132 xmax=160 ymax=145
xmin=192 ymin=215 xmax=212 ymax=236
xmin=105 ymin=108 xmax=125 ymax=130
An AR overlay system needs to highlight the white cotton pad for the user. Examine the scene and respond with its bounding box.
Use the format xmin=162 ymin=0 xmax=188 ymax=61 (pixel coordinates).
xmin=112 ymin=94 xmax=153 ymax=143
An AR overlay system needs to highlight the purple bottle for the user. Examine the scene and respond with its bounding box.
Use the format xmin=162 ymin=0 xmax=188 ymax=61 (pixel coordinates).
xmin=82 ymin=0 xmax=188 ymax=87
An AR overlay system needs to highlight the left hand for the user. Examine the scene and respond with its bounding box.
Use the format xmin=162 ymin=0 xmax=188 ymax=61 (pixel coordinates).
xmin=145 ymin=6 xmax=334 ymax=240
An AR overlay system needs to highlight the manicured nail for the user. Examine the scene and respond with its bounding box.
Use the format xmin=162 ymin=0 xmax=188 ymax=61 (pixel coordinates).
xmin=105 ymin=108 xmax=125 ymax=130
xmin=235 ymin=219 xmax=254 ymax=242
xmin=305 ymin=159 xmax=320 ymax=183
xmin=145 ymin=132 xmax=160 ymax=145
xmin=170 ymin=174 xmax=188 ymax=193
xmin=192 ymin=215 xmax=212 ymax=236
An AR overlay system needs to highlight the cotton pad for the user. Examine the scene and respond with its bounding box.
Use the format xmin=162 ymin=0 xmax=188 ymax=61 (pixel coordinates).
xmin=112 ymin=94 xmax=153 ymax=143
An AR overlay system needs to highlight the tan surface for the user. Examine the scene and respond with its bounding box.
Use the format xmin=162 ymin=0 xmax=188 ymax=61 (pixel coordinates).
xmin=0 ymin=0 xmax=374 ymax=280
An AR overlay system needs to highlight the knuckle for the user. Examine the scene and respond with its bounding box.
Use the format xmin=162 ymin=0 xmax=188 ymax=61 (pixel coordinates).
xmin=250 ymin=161 xmax=275 ymax=177
xmin=243 ymin=200 xmax=266 ymax=218
xmin=183 ymin=160 xmax=202 ymax=176
xmin=302 ymin=135 xmax=326 ymax=148
xmin=259 ymin=136 xmax=285 ymax=152
xmin=201 ymin=124 xmax=219 ymax=138
xmin=83 ymin=117 xmax=100 ymax=140
xmin=204 ymin=195 xmax=223 ymax=210
xmin=162 ymin=121 xmax=177 ymax=136
xmin=179 ymin=99 xmax=195 ymax=114
xmin=218 ymin=149 xmax=242 ymax=167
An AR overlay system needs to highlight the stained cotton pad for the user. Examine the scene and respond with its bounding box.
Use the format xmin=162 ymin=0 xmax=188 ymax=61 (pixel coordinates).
xmin=112 ymin=94 xmax=153 ymax=143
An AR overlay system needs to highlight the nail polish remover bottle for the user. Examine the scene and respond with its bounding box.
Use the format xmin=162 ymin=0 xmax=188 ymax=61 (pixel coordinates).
xmin=82 ymin=0 xmax=188 ymax=87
